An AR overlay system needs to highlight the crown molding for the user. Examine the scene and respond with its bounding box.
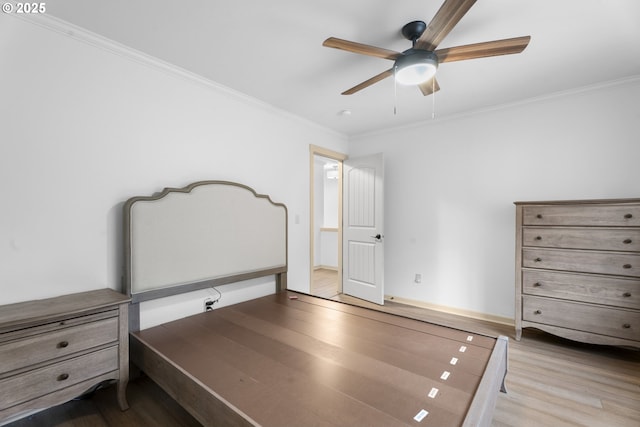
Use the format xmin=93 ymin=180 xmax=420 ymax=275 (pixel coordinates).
xmin=6 ymin=9 xmax=347 ymax=141
xmin=352 ymin=74 xmax=640 ymax=140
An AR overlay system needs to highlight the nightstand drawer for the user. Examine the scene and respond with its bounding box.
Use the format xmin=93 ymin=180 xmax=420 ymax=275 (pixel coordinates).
xmin=522 ymin=227 xmax=640 ymax=252
xmin=0 ymin=346 xmax=118 ymax=410
xmin=522 ymin=270 xmax=640 ymax=309
xmin=523 ymin=248 xmax=640 ymax=277
xmin=523 ymin=204 xmax=640 ymax=226
xmin=0 ymin=317 xmax=118 ymax=374
xmin=523 ymin=296 xmax=640 ymax=341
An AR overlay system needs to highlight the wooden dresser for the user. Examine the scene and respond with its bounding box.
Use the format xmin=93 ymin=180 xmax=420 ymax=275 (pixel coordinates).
xmin=514 ymin=199 xmax=640 ymax=348
xmin=0 ymin=289 xmax=130 ymax=424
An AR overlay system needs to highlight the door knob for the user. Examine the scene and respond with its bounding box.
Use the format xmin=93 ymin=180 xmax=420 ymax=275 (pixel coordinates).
xmin=371 ymin=234 xmax=382 ymax=240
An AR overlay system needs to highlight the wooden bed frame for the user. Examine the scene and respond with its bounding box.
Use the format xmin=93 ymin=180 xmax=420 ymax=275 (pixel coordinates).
xmin=123 ymin=181 xmax=508 ymax=427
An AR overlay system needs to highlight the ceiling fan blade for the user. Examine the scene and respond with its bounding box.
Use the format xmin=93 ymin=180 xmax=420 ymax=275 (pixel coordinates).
xmin=435 ymin=36 xmax=531 ymax=63
xmin=418 ymin=77 xmax=441 ymax=96
xmin=416 ymin=0 xmax=477 ymax=51
xmin=342 ymin=69 xmax=394 ymax=95
xmin=323 ymin=37 xmax=402 ymax=61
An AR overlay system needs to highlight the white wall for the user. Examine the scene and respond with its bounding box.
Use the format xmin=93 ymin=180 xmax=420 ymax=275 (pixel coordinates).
xmin=0 ymin=14 xmax=347 ymax=320
xmin=349 ymin=77 xmax=640 ymax=320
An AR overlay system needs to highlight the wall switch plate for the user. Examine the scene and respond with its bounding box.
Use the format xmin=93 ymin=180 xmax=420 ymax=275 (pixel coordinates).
xmin=415 ymin=273 xmax=422 ymax=283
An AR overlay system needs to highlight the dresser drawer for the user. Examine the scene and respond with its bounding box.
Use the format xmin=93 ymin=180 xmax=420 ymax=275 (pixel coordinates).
xmin=522 ymin=204 xmax=640 ymax=226
xmin=0 ymin=346 xmax=118 ymax=410
xmin=523 ymin=296 xmax=640 ymax=341
xmin=522 ymin=270 xmax=640 ymax=309
xmin=522 ymin=227 xmax=640 ymax=252
xmin=522 ymin=248 xmax=640 ymax=277
xmin=0 ymin=317 xmax=118 ymax=374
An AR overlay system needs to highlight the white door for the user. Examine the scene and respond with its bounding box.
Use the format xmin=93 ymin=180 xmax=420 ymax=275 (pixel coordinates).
xmin=342 ymin=153 xmax=384 ymax=304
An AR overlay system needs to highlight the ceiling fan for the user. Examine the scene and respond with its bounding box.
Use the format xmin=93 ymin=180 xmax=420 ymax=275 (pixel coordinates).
xmin=322 ymin=0 xmax=531 ymax=96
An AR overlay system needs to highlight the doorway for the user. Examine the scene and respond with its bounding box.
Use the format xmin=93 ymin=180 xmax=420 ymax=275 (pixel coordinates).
xmin=309 ymin=145 xmax=346 ymax=299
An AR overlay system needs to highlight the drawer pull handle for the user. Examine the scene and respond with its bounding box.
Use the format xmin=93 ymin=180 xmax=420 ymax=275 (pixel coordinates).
xmin=623 ymin=292 xmax=632 ymax=298
xmin=623 ymin=264 xmax=632 ymax=269
xmin=57 ymin=373 xmax=69 ymax=381
xmin=623 ymin=239 xmax=632 ymax=244
xmin=622 ymin=324 xmax=631 ymax=329
xmin=624 ymin=213 xmax=633 ymax=219
xmin=57 ymin=341 xmax=69 ymax=348
xmin=533 ymin=282 xmax=542 ymax=287
xmin=536 ymin=214 xmax=543 ymax=219
xmin=535 ymin=236 xmax=542 ymax=241
xmin=534 ymin=310 xmax=542 ymax=315
xmin=534 ymin=257 xmax=542 ymax=262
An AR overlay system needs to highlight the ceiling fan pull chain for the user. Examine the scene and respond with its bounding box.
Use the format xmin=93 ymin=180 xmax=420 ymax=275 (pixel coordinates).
xmin=432 ymin=78 xmax=436 ymax=119
xmin=393 ymin=66 xmax=398 ymax=115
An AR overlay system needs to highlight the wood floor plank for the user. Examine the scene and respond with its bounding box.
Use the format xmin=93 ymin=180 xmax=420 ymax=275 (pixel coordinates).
xmin=600 ymin=399 xmax=640 ymax=423
xmin=508 ymin=348 xmax=640 ymax=400
xmin=493 ymin=394 xmax=584 ymax=427
xmin=4 ymin=377 xmax=200 ymax=427
xmin=508 ymin=359 xmax=640 ymax=408
xmin=5 ymin=400 xmax=108 ymax=427
xmin=505 ymin=369 xmax=604 ymax=408
xmin=311 ymin=268 xmax=339 ymax=298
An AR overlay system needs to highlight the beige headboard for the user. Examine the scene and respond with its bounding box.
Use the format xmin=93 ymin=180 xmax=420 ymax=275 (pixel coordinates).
xmin=123 ymin=181 xmax=287 ymax=304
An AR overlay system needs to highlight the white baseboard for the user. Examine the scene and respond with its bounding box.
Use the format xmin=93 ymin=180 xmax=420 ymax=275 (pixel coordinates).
xmin=384 ymin=295 xmax=514 ymax=327
xmin=313 ymin=265 xmax=338 ymax=271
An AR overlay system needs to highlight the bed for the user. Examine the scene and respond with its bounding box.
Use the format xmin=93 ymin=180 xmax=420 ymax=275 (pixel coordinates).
xmin=123 ymin=181 xmax=508 ymax=427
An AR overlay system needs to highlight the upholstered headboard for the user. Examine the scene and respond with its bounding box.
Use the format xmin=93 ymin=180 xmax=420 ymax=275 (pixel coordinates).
xmin=123 ymin=181 xmax=288 ymax=306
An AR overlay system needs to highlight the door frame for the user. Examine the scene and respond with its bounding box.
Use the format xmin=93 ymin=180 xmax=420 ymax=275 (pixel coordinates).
xmin=309 ymin=145 xmax=347 ymax=295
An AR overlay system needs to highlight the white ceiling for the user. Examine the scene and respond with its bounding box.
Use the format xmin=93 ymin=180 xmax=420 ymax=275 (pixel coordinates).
xmin=46 ymin=0 xmax=640 ymax=137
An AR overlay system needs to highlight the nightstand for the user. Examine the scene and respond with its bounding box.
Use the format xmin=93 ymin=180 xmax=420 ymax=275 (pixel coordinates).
xmin=0 ymin=289 xmax=130 ymax=424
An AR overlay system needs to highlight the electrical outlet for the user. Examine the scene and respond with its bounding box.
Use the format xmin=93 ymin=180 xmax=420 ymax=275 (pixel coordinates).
xmin=414 ymin=273 xmax=422 ymax=283
xmin=204 ymin=297 xmax=214 ymax=312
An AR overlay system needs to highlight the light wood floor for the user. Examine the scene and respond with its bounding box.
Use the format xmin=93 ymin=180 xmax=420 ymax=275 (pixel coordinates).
xmin=5 ymin=375 xmax=201 ymax=427
xmin=311 ymin=267 xmax=339 ymax=298
xmin=6 ymin=296 xmax=639 ymax=427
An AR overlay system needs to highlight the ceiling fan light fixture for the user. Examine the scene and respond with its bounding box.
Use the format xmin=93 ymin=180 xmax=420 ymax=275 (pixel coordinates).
xmin=394 ymin=50 xmax=438 ymax=85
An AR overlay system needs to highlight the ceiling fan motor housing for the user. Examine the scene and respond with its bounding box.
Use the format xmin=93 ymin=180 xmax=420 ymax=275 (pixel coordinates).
xmin=394 ymin=49 xmax=439 ymax=85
